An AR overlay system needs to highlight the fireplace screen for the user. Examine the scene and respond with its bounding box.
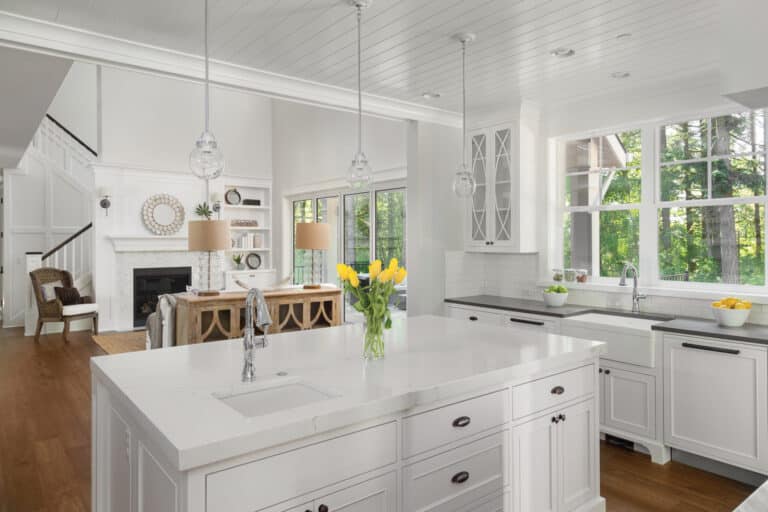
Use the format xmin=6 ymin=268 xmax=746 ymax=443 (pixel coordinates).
xmin=133 ymin=267 xmax=191 ymax=327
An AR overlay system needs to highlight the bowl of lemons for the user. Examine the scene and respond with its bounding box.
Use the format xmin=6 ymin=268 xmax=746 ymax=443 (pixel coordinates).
xmin=711 ymin=297 xmax=752 ymax=327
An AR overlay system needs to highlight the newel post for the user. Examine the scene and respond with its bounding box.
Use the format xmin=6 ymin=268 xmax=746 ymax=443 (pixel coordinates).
xmin=25 ymin=252 xmax=43 ymax=336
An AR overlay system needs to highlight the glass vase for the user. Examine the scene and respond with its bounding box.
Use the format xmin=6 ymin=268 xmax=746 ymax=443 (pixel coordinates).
xmin=363 ymin=314 xmax=385 ymax=360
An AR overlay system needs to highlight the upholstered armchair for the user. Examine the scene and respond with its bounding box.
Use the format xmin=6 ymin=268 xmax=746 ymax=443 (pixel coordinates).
xmin=29 ymin=268 xmax=99 ymax=342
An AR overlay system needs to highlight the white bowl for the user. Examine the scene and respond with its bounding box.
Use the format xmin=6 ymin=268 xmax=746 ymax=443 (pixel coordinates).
xmin=711 ymin=306 xmax=750 ymax=328
xmin=543 ymin=292 xmax=568 ymax=307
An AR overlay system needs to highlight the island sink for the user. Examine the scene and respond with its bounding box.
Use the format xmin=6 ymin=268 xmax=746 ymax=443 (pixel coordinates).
xmin=215 ymin=381 xmax=337 ymax=418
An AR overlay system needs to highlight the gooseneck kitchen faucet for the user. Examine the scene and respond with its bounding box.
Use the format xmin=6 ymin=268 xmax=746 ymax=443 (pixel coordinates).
xmin=236 ymin=280 xmax=272 ymax=382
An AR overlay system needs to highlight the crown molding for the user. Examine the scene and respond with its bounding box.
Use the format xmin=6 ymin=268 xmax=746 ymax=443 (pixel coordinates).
xmin=0 ymin=10 xmax=461 ymax=127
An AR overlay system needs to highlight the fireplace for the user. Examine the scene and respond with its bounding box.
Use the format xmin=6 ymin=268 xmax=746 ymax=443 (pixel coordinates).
xmin=133 ymin=267 xmax=191 ymax=327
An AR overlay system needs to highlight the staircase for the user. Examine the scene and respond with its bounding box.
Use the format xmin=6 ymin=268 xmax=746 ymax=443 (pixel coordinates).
xmin=18 ymin=115 xmax=97 ymax=335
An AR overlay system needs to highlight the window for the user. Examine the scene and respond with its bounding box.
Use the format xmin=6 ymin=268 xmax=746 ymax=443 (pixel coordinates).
xmin=375 ymin=189 xmax=407 ymax=266
xmin=558 ymin=108 xmax=768 ymax=290
xmin=659 ymin=111 xmax=766 ymax=286
xmin=291 ymin=185 xmax=407 ymax=322
xmin=562 ymin=130 xmax=641 ymax=278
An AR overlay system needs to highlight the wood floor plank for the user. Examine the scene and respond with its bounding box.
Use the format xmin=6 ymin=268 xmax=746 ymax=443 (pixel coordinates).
xmin=0 ymin=327 xmax=757 ymax=511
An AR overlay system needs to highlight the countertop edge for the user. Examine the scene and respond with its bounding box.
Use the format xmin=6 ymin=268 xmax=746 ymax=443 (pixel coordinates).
xmin=444 ymin=297 xmax=589 ymax=318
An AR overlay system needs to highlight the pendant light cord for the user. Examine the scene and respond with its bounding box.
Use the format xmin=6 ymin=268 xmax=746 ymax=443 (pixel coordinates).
xmin=204 ymin=0 xmax=210 ymax=133
xmin=356 ymin=5 xmax=363 ymax=155
xmin=461 ymin=40 xmax=467 ymax=168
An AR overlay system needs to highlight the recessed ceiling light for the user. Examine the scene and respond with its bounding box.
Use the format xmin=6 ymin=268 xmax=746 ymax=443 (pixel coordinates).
xmin=616 ymin=32 xmax=632 ymax=39
xmin=550 ymin=47 xmax=575 ymax=58
xmin=422 ymin=91 xmax=441 ymax=100
xmin=611 ymin=71 xmax=631 ymax=79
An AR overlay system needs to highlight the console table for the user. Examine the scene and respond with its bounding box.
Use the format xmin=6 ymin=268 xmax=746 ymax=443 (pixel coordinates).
xmin=175 ymin=288 xmax=342 ymax=345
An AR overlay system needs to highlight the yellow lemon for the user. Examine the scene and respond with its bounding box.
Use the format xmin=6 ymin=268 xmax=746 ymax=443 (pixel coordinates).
xmin=712 ymin=301 xmax=722 ymax=308
xmin=733 ymin=303 xmax=749 ymax=310
xmin=723 ymin=298 xmax=738 ymax=308
xmin=742 ymin=301 xmax=753 ymax=309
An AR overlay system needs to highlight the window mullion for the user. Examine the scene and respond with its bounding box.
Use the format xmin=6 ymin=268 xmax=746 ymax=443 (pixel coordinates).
xmin=640 ymin=125 xmax=657 ymax=286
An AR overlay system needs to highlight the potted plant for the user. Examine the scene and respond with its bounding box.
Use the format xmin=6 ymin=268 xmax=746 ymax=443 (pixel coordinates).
xmin=337 ymin=258 xmax=407 ymax=360
xmin=195 ymin=202 xmax=213 ymax=220
xmin=232 ymin=253 xmax=245 ymax=270
xmin=543 ymin=284 xmax=568 ymax=307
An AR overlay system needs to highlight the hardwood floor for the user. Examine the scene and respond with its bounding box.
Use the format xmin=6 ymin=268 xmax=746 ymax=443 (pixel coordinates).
xmin=0 ymin=327 xmax=757 ymax=512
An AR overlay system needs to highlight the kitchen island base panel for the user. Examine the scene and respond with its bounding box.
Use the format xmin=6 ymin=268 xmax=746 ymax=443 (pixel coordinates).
xmin=93 ymin=359 xmax=602 ymax=512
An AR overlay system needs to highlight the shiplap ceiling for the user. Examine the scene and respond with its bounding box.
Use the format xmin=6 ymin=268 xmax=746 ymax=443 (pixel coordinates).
xmin=0 ymin=0 xmax=720 ymax=112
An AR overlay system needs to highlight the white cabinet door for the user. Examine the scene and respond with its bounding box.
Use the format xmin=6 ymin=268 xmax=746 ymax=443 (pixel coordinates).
xmin=490 ymin=126 xmax=514 ymax=248
xmin=446 ymin=305 xmax=501 ymax=325
xmin=502 ymin=313 xmax=559 ymax=334
xmin=316 ymin=472 xmax=397 ymax=512
xmin=603 ymin=367 xmax=655 ymax=439
xmin=558 ymin=400 xmax=597 ymax=512
xmin=664 ymin=335 xmax=768 ymax=472
xmin=598 ymin=369 xmax=606 ymax=426
xmin=510 ymin=413 xmax=558 ymax=512
xmin=107 ymin=408 xmax=132 ymax=512
xmin=467 ymin=129 xmax=490 ymax=249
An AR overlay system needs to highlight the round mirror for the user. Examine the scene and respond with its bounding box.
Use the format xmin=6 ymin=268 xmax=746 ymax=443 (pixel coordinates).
xmin=142 ymin=194 xmax=185 ymax=235
xmin=152 ymin=203 xmax=175 ymax=225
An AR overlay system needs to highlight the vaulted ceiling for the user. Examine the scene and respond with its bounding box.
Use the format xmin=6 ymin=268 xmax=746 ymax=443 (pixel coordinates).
xmin=0 ymin=0 xmax=720 ymax=112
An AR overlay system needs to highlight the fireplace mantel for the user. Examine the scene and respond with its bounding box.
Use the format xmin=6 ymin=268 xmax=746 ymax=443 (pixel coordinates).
xmin=108 ymin=235 xmax=189 ymax=253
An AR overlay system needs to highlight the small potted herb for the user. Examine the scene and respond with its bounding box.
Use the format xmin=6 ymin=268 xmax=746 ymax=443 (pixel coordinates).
xmin=195 ymin=202 xmax=213 ymax=220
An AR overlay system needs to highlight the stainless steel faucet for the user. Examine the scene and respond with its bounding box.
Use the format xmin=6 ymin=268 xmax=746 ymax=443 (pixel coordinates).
xmin=619 ymin=262 xmax=646 ymax=313
xmin=236 ymin=280 xmax=272 ymax=382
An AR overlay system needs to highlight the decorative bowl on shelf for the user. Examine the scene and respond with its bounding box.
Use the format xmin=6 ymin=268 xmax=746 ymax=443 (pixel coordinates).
xmin=543 ymin=285 xmax=568 ymax=307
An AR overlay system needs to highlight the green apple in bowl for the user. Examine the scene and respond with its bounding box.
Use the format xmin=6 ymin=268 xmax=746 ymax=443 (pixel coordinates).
xmin=543 ymin=285 xmax=568 ymax=307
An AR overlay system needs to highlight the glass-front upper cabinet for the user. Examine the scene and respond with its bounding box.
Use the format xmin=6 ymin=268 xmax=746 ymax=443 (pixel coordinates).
xmin=466 ymin=123 xmax=525 ymax=252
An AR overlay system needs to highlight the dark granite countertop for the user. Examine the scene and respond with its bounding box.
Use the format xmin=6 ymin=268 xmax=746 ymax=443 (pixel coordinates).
xmin=651 ymin=318 xmax=768 ymax=346
xmin=444 ymin=295 xmax=593 ymax=318
xmin=445 ymin=295 xmax=768 ymax=344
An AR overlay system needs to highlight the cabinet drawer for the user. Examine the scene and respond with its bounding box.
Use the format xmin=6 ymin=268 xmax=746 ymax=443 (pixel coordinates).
xmin=512 ymin=365 xmax=594 ymax=420
xmin=402 ymin=390 xmax=506 ymax=458
xmin=422 ymin=491 xmax=505 ymax=512
xmin=446 ymin=305 xmax=500 ymax=324
xmin=403 ymin=432 xmax=506 ymax=512
xmin=206 ymin=422 xmax=397 ymax=512
xmin=501 ymin=314 xmax=559 ymax=334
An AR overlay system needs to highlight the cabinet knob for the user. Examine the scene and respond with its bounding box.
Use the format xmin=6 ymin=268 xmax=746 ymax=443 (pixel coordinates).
xmin=558 ymin=413 xmax=566 ymax=422
xmin=550 ymin=385 xmax=565 ymax=395
xmin=598 ymin=368 xmax=603 ymax=373
xmin=319 ymin=505 xmax=329 ymax=512
xmin=451 ymin=471 xmax=470 ymax=484
xmin=452 ymin=416 xmax=471 ymax=428
xmin=468 ymin=316 xmax=478 ymax=321
xmin=551 ymin=416 xmax=559 ymax=424
xmin=604 ymin=369 xmax=611 ymax=375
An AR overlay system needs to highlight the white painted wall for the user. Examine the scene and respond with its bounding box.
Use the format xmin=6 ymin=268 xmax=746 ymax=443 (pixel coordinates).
xmin=100 ymin=67 xmax=272 ymax=178
xmin=271 ymin=99 xmax=407 ymax=280
xmin=47 ymin=62 xmax=98 ymax=151
xmin=406 ymin=121 xmax=463 ymax=316
xmin=0 ymin=46 xmax=71 ymax=168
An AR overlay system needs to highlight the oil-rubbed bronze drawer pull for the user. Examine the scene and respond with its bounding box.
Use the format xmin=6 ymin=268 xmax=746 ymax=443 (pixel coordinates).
xmin=451 ymin=471 xmax=470 ymax=484
xmin=468 ymin=316 xmax=479 ymax=321
xmin=551 ymin=385 xmax=565 ymax=395
xmin=452 ymin=416 xmax=471 ymax=428
xmin=682 ymin=342 xmax=740 ymax=355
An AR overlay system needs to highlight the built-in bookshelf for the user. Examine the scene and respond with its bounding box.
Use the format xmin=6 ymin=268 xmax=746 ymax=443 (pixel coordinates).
xmin=217 ymin=178 xmax=273 ymax=276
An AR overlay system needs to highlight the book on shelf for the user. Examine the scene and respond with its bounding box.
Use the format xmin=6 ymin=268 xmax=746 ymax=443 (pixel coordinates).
xmin=231 ymin=232 xmax=263 ymax=250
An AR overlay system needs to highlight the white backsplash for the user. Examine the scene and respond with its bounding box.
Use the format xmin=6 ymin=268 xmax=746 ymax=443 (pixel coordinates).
xmin=444 ymin=250 xmax=768 ymax=325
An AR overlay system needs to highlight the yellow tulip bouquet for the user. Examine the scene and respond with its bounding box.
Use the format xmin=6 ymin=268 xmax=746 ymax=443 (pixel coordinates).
xmin=337 ymin=258 xmax=407 ymax=360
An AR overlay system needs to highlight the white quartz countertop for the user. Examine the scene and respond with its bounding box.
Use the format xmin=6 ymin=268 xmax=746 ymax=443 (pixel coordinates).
xmin=91 ymin=315 xmax=603 ymax=470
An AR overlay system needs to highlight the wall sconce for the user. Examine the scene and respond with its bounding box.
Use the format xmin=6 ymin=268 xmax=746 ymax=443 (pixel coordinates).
xmin=210 ymin=191 xmax=223 ymax=219
xmin=98 ymin=187 xmax=112 ymax=216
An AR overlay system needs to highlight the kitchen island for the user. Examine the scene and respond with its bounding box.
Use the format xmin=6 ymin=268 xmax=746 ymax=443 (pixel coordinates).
xmin=91 ymin=315 xmax=605 ymax=512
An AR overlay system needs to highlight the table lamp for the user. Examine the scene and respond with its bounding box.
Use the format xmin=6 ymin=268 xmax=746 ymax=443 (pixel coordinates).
xmin=188 ymin=219 xmax=230 ymax=295
xmin=295 ymin=222 xmax=330 ymax=289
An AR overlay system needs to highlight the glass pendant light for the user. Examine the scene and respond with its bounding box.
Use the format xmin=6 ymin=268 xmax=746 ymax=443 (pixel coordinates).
xmin=190 ymin=0 xmax=225 ymax=181
xmin=347 ymin=0 xmax=373 ymax=189
xmin=453 ymin=33 xmax=477 ymax=198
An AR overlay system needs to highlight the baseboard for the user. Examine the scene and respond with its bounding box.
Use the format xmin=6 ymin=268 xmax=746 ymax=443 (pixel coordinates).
xmin=574 ymin=496 xmax=606 ymax=512
xmin=672 ymin=448 xmax=767 ymax=488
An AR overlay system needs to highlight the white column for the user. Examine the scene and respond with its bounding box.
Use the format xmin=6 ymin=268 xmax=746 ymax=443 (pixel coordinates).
xmin=25 ymin=252 xmax=43 ymax=336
